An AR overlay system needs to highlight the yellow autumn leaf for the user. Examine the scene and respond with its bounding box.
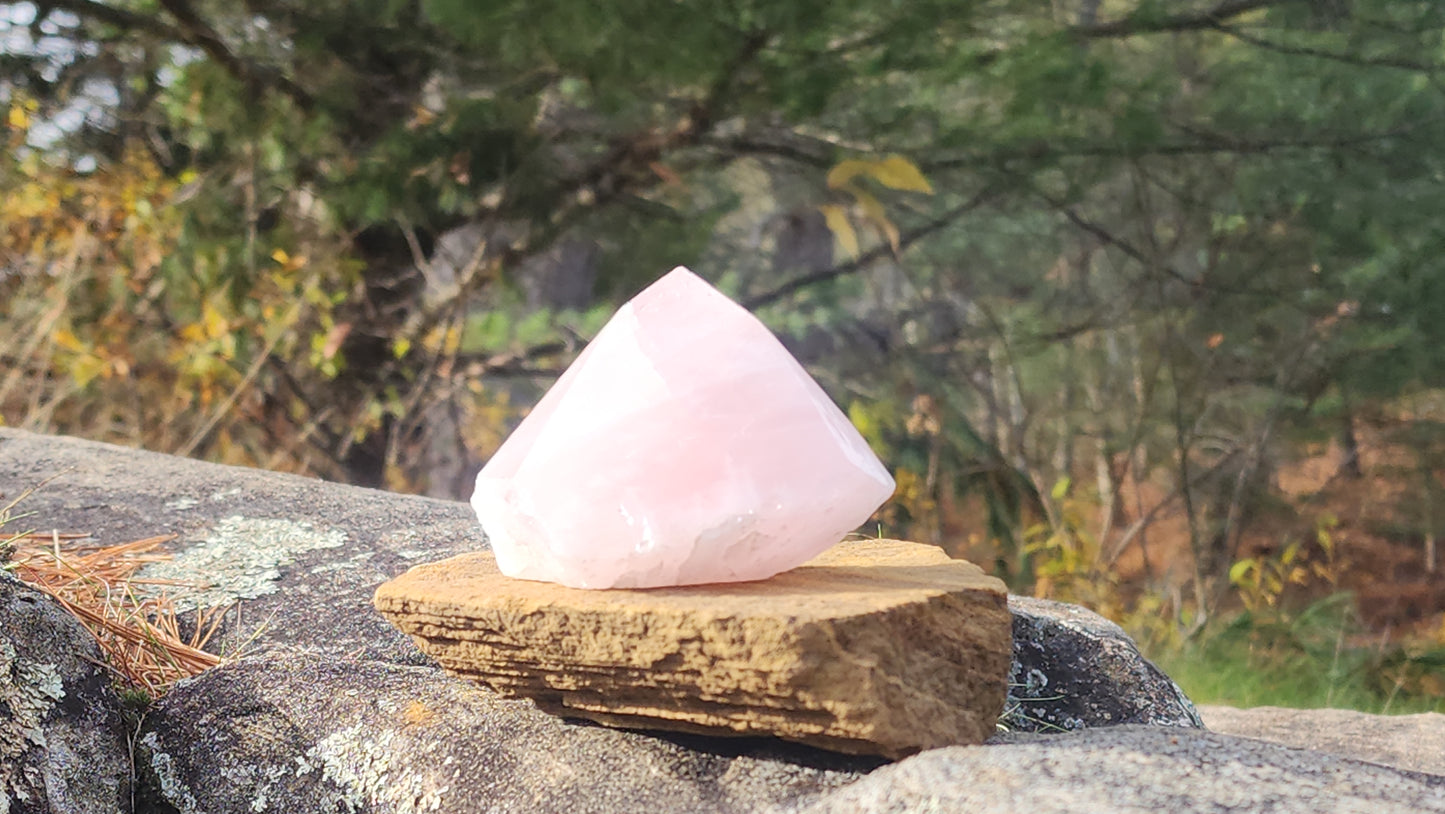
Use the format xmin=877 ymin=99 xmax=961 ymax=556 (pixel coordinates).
xmin=847 ymin=401 xmax=880 ymax=445
xmin=10 ymin=183 xmax=54 ymax=218
xmin=819 ymin=204 xmax=859 ymax=259
xmin=201 ymin=301 xmax=228 ymax=339
xmin=271 ymin=248 xmax=307 ymax=272
xmin=828 ymin=155 xmax=934 ymax=195
xmin=178 ymin=323 xmax=207 ymax=344
xmin=51 ymin=328 xmax=86 ymax=353
xmin=70 ymin=355 xmax=107 ymax=389
xmin=391 ymin=337 xmax=412 ymax=359
xmin=852 ymin=189 xmax=900 ymax=254
xmin=1051 ymin=477 xmax=1072 ymax=501
xmin=867 ymin=155 xmax=934 ymax=194
xmin=7 ymin=105 xmax=29 ymax=131
xmin=826 ymin=159 xmax=872 ymax=190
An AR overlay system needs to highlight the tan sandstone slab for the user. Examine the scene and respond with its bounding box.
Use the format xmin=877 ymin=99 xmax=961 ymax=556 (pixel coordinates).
xmin=374 ymin=539 xmax=1011 ymax=758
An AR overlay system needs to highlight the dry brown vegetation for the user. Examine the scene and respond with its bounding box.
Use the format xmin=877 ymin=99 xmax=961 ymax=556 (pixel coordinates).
xmin=2 ymin=493 xmax=229 ymax=696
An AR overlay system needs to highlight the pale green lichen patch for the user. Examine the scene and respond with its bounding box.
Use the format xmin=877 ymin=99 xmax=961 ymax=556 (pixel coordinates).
xmin=302 ymin=724 xmax=449 ymax=813
xmin=1 ymin=638 xmax=66 ymax=808
xmin=141 ymin=731 xmax=200 ymax=814
xmin=140 ymin=516 xmax=348 ymax=609
xmin=243 ymin=764 xmax=291 ymax=812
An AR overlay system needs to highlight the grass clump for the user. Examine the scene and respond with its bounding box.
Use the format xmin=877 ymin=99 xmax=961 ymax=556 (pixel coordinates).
xmin=1149 ymin=593 xmax=1445 ymax=714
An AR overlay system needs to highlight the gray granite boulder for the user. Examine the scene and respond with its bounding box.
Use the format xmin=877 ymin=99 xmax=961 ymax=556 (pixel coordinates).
xmin=0 ymin=428 xmax=483 ymax=665
xmin=0 ymin=572 xmax=132 ymax=814
xmin=799 ymin=725 xmax=1445 ymax=813
xmin=1202 ymin=705 xmax=1445 ymax=776
xmin=135 ymin=650 xmax=871 ymax=814
xmin=1004 ymin=595 xmax=1202 ymax=732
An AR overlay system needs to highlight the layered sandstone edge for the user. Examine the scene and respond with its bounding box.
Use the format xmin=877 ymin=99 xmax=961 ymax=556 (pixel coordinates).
xmin=373 ymin=538 xmax=1011 ymax=759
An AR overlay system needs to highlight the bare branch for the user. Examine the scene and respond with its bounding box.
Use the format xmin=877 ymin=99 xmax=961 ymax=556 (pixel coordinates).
xmin=742 ymin=186 xmax=1000 ymax=310
xmin=704 ymin=131 xmax=839 ymax=168
xmin=42 ymin=0 xmax=186 ymax=39
xmin=924 ymin=120 xmax=1434 ymax=171
xmin=944 ymin=0 xmax=1302 ymax=74
xmin=1037 ymin=192 xmax=1296 ymax=302
xmin=1214 ymin=23 xmax=1445 ymax=73
xmin=1074 ymin=0 xmax=1295 ymax=39
xmin=690 ymin=30 xmax=772 ymax=136
xmin=153 ymin=0 xmax=314 ymax=108
xmin=49 ymin=0 xmax=314 ymax=108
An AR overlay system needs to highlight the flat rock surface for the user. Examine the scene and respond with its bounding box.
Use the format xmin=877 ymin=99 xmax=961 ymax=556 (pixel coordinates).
xmin=135 ymin=650 xmax=872 ymax=814
xmin=375 ymin=540 xmax=1012 ymax=758
xmin=798 ymin=725 xmax=1445 ymax=813
xmin=1202 ymin=704 xmax=1445 ymax=776
xmin=0 ymin=428 xmax=484 ymax=663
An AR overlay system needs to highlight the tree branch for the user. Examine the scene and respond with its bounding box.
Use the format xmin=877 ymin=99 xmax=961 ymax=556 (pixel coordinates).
xmin=1037 ymin=191 xmax=1297 ymax=301
xmin=494 ymin=29 xmax=774 ymax=267
xmin=742 ymin=186 xmax=1000 ymax=310
xmin=42 ymin=0 xmax=186 ymax=39
xmin=942 ymin=0 xmax=1302 ymax=73
xmin=689 ymin=30 xmax=771 ymax=136
xmin=1074 ymin=0 xmax=1294 ymax=39
xmin=1213 ymin=23 xmax=1445 ymax=73
xmin=922 ymin=118 xmax=1435 ymax=171
xmin=49 ymin=0 xmax=314 ymax=109
xmin=153 ymin=0 xmax=313 ymax=108
xmin=704 ymin=130 xmax=841 ymax=168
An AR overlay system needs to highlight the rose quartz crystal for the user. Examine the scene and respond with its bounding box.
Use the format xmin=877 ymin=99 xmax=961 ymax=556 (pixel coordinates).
xmin=471 ymin=266 xmax=895 ymax=589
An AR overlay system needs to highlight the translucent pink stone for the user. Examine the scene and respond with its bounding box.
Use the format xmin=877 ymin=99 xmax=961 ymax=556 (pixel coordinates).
xmin=470 ymin=266 xmax=895 ymax=589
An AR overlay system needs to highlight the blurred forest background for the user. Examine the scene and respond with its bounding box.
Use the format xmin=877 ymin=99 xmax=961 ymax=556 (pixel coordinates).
xmin=3 ymin=0 xmax=1445 ymax=712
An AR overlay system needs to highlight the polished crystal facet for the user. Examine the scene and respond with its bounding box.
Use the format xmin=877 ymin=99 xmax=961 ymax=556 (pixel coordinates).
xmin=471 ymin=266 xmax=895 ymax=589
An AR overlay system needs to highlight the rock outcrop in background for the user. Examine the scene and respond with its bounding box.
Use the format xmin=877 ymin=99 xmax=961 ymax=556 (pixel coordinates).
xmin=1005 ymin=595 xmax=1202 ymax=732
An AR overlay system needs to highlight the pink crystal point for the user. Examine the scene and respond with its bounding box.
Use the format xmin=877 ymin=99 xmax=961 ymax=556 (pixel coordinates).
xmin=471 ymin=266 xmax=895 ymax=589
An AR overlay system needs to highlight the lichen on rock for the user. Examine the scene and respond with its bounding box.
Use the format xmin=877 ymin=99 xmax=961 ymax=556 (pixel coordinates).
xmin=1 ymin=638 xmax=65 ymax=749
xmin=0 ymin=573 xmax=131 ymax=813
xmin=1 ymin=637 xmax=66 ymax=807
xmin=140 ymin=731 xmax=201 ymax=814
xmin=141 ymin=515 xmax=348 ymax=609
xmin=304 ymin=724 xmax=449 ymax=812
